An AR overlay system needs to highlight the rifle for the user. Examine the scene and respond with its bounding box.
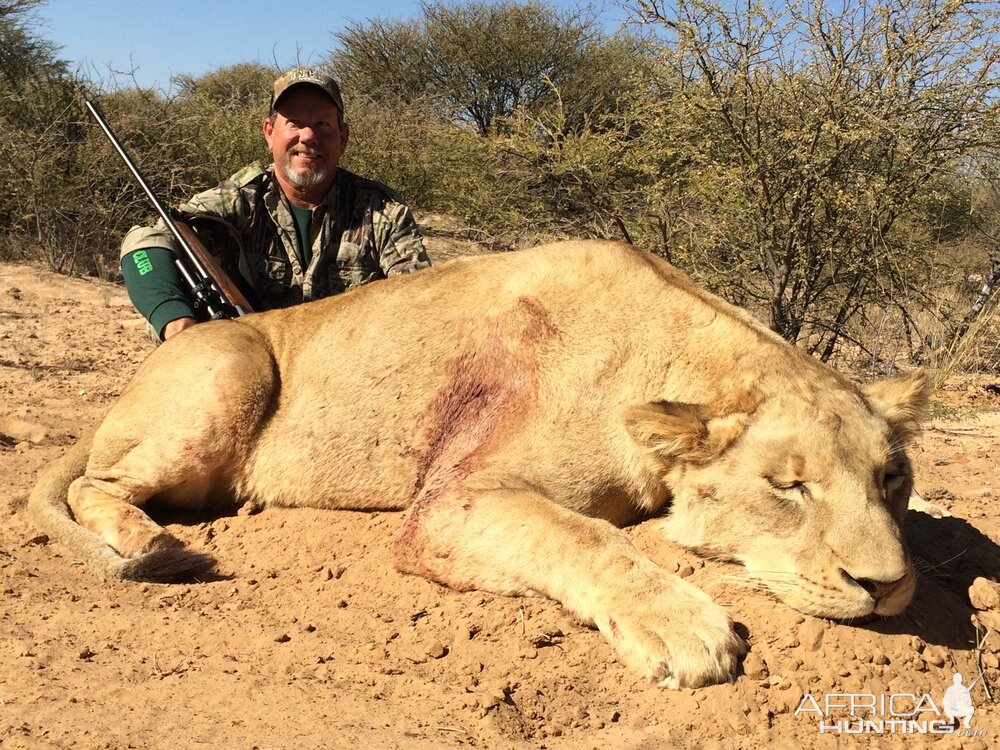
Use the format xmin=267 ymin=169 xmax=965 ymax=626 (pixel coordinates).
xmin=85 ymin=99 xmax=253 ymax=320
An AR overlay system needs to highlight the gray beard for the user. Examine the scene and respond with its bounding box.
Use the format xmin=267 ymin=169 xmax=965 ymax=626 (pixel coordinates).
xmin=283 ymin=164 xmax=329 ymax=188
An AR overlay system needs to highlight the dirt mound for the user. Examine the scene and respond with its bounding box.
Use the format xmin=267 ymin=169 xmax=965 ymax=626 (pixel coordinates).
xmin=1 ymin=258 xmax=997 ymax=748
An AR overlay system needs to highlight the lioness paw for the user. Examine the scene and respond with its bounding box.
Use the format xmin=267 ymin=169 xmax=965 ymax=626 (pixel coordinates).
xmin=114 ymin=524 xmax=182 ymax=559
xmin=907 ymin=491 xmax=953 ymax=519
xmin=602 ymin=573 xmax=746 ymax=688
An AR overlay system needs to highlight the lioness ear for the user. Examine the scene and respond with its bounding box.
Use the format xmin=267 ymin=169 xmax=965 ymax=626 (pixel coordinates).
xmin=863 ymin=369 xmax=932 ymax=446
xmin=623 ymin=401 xmax=751 ymax=464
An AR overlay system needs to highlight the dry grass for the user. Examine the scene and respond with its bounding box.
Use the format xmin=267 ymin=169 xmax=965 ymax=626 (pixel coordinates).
xmin=933 ymin=299 xmax=1000 ymax=385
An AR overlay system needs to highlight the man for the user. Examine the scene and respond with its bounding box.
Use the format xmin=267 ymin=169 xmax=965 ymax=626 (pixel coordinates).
xmin=942 ymin=672 xmax=976 ymax=729
xmin=120 ymin=66 xmax=431 ymax=341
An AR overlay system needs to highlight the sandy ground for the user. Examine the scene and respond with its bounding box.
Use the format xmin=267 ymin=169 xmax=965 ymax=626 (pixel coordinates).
xmin=1 ymin=243 xmax=999 ymax=749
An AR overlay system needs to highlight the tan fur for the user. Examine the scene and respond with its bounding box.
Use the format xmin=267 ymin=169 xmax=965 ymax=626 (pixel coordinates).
xmin=28 ymin=240 xmax=930 ymax=688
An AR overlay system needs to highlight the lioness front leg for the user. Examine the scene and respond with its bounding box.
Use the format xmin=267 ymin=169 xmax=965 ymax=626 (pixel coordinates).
xmin=394 ymin=485 xmax=746 ymax=688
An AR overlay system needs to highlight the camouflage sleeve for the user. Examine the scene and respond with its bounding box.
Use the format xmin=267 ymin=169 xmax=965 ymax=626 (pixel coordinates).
xmin=373 ymin=200 xmax=432 ymax=276
xmin=119 ymin=181 xmax=250 ymax=260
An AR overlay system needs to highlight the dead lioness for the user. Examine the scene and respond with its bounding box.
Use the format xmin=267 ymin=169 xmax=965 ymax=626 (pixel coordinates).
xmin=29 ymin=240 xmax=929 ymax=689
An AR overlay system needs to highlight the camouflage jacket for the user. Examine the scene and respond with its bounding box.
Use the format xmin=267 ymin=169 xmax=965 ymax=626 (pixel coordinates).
xmin=121 ymin=163 xmax=431 ymax=310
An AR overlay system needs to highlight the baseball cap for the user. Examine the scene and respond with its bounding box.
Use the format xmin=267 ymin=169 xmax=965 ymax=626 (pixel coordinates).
xmin=270 ymin=67 xmax=345 ymax=117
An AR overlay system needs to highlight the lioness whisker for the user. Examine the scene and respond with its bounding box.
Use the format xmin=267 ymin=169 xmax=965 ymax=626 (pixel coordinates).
xmin=912 ymin=549 xmax=968 ymax=577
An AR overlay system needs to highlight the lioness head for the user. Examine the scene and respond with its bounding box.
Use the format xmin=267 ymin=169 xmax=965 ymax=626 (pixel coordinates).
xmin=626 ymin=369 xmax=931 ymax=620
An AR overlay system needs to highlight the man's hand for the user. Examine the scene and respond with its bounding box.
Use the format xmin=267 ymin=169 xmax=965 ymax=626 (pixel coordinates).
xmin=163 ymin=317 xmax=197 ymax=340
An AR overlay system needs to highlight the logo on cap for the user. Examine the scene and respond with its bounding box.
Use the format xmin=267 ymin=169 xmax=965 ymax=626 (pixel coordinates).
xmin=270 ymin=67 xmax=345 ymax=117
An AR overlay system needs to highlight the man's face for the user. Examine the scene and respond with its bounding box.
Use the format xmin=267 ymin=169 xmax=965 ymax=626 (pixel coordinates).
xmin=263 ymin=87 xmax=349 ymax=192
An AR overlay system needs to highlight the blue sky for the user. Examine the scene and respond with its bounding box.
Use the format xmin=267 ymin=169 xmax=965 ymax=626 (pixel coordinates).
xmin=35 ymin=0 xmax=630 ymax=92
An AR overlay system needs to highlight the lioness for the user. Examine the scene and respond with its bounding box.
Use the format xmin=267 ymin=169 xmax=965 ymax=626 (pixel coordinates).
xmin=29 ymin=240 xmax=929 ymax=689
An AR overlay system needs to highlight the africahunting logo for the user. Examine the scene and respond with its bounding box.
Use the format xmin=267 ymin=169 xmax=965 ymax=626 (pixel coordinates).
xmin=794 ymin=671 xmax=987 ymax=736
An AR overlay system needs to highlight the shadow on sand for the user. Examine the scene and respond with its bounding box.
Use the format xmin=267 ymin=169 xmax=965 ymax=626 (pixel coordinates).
xmin=857 ymin=511 xmax=1000 ymax=649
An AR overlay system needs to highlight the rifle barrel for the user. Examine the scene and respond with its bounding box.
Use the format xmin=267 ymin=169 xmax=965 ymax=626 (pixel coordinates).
xmin=85 ymin=99 xmax=241 ymax=319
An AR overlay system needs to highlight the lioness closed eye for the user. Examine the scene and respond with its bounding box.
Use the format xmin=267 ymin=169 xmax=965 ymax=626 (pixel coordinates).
xmin=29 ymin=240 xmax=930 ymax=689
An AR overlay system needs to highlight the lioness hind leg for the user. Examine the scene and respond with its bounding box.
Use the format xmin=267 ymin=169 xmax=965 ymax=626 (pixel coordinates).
xmin=64 ymin=443 xmax=225 ymax=582
xmin=67 ymin=474 xmax=182 ymax=558
xmin=394 ymin=484 xmax=746 ymax=688
xmin=67 ymin=322 xmax=276 ymax=575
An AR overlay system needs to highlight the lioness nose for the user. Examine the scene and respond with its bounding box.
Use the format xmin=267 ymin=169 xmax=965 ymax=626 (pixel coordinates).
xmin=844 ymin=572 xmax=905 ymax=603
xmin=855 ymin=577 xmax=879 ymax=597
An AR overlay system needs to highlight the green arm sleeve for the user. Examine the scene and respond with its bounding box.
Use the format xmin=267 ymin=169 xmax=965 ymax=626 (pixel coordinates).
xmin=121 ymin=248 xmax=196 ymax=338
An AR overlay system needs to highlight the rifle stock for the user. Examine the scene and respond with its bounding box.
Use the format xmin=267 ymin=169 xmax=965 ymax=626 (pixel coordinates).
xmin=85 ymin=98 xmax=253 ymax=320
